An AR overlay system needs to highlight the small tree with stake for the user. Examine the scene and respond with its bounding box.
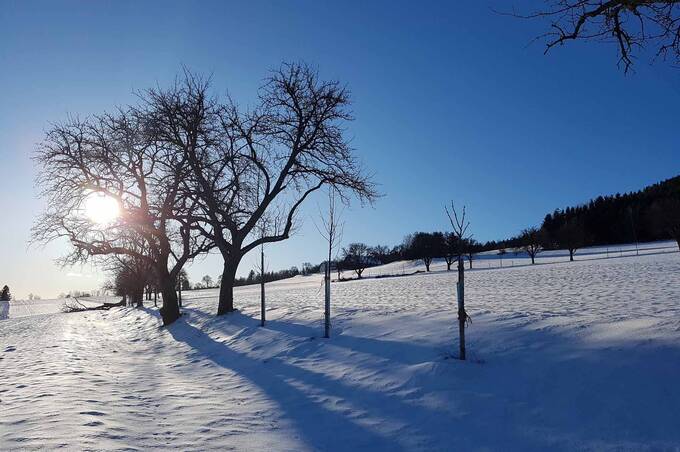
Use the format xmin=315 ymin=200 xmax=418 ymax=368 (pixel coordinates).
xmin=445 ymin=202 xmax=472 ymax=360
xmin=257 ymin=246 xmax=267 ymax=326
xmin=316 ymin=190 xmax=344 ymax=338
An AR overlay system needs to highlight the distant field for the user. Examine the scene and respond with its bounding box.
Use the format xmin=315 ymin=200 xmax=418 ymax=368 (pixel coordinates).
xmin=1 ymin=297 xmax=110 ymax=320
xmin=3 ymin=240 xmax=677 ymax=320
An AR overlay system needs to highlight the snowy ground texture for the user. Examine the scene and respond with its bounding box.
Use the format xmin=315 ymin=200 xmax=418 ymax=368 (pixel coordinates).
xmin=2 ymin=244 xmax=680 ymax=451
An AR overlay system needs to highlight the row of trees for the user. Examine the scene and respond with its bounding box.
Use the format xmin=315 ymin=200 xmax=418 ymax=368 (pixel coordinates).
xmin=403 ymin=232 xmax=479 ymax=271
xmin=31 ymin=62 xmax=377 ymax=325
xmin=239 ymin=267 xmax=302 ymax=286
xmin=322 ymin=231 xmax=479 ymax=279
xmin=305 ymin=184 xmax=680 ymax=277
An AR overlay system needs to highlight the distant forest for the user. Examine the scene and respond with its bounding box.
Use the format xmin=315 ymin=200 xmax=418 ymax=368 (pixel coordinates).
xmin=495 ymin=174 xmax=680 ymax=251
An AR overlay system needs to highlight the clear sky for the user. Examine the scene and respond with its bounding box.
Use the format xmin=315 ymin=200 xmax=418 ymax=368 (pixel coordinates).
xmin=1 ymin=1 xmax=679 ymax=299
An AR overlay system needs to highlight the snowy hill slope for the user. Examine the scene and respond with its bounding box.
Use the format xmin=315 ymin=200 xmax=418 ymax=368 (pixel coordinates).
xmin=1 ymin=251 xmax=679 ymax=450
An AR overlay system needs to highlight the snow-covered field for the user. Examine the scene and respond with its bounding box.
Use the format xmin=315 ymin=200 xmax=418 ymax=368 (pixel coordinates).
xmin=1 ymin=247 xmax=679 ymax=450
xmin=0 ymin=297 xmax=106 ymax=320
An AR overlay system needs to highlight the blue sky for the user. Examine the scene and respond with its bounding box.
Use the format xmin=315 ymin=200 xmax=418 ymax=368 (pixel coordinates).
xmin=1 ymin=1 xmax=679 ymax=299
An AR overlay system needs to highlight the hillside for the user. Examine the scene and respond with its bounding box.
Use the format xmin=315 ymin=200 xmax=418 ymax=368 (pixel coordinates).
xmin=541 ymin=175 xmax=680 ymax=246
xmin=2 ymin=248 xmax=680 ymax=450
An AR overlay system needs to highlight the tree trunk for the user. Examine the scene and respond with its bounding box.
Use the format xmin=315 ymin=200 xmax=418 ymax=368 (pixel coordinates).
xmin=158 ymin=269 xmax=180 ymax=326
xmin=468 ymin=256 xmax=472 ymax=269
xmin=531 ymin=254 xmax=535 ymax=265
xmin=446 ymin=260 xmax=452 ymax=271
xmin=217 ymin=258 xmax=240 ymax=315
xmin=569 ymin=249 xmax=574 ymax=261
xmin=134 ymin=287 xmax=144 ymax=308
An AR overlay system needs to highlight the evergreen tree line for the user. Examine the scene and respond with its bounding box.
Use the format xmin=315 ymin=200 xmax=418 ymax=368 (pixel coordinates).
xmin=236 ymin=267 xmax=303 ymax=286
xmin=540 ymin=176 xmax=680 ymax=249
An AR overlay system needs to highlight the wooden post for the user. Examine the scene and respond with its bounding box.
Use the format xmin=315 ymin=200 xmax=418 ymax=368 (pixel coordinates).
xmin=260 ymin=248 xmax=266 ymax=327
xmin=457 ymin=257 xmax=466 ymax=360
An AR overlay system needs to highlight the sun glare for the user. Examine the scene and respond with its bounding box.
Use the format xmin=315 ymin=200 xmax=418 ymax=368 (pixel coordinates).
xmin=84 ymin=194 xmax=120 ymax=224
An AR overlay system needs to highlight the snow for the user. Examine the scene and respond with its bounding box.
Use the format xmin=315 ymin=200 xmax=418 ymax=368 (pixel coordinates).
xmin=1 ymin=297 xmax=105 ymax=319
xmin=1 ymin=247 xmax=680 ymax=450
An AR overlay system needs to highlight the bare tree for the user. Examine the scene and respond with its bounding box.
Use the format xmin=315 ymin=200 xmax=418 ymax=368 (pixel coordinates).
xmin=465 ymin=238 xmax=479 ymax=270
xmin=555 ymin=218 xmax=586 ymax=261
xmin=32 ymin=111 xmax=212 ymax=325
xmin=404 ymin=232 xmax=445 ymax=272
xmin=519 ymin=227 xmax=545 ymax=264
xmin=343 ymin=243 xmax=370 ymax=279
xmin=498 ymin=248 xmax=507 ymax=267
xmin=144 ymin=64 xmax=377 ymax=316
xmin=106 ymin=254 xmax=153 ymax=307
xmin=509 ymin=1 xmax=680 ymax=72
xmin=445 ymin=202 xmax=472 ymax=361
xmin=176 ymin=268 xmax=190 ymax=307
xmin=443 ymin=232 xmax=461 ymax=271
xmin=316 ymin=189 xmax=344 ymax=338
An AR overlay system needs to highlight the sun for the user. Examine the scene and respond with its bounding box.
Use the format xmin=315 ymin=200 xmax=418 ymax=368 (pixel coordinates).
xmin=84 ymin=193 xmax=120 ymax=224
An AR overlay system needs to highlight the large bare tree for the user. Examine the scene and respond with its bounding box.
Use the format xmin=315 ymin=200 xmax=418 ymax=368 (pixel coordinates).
xmin=512 ymin=1 xmax=680 ymax=72
xmin=32 ymin=111 xmax=211 ymax=325
xmin=143 ymin=63 xmax=377 ymax=315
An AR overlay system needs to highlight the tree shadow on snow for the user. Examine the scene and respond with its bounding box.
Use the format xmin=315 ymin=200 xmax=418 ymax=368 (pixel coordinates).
xmin=181 ymin=306 xmax=450 ymax=366
xmin=164 ymin=315 xmax=470 ymax=451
